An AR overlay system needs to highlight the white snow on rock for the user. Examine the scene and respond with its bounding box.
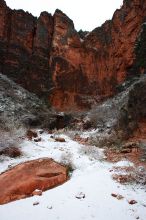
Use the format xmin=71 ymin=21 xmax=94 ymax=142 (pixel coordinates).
xmin=0 ymin=131 xmax=146 ymax=220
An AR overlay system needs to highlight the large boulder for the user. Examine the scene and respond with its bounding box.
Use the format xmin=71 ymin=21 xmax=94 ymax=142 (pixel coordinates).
xmin=0 ymin=158 xmax=67 ymax=204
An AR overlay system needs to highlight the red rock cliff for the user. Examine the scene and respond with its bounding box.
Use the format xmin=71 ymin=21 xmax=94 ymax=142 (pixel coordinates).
xmin=0 ymin=0 xmax=146 ymax=110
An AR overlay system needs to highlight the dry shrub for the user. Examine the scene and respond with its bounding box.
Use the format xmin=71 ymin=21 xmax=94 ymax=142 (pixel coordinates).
xmin=0 ymin=129 xmax=24 ymax=158
xmin=60 ymin=152 xmax=76 ymax=176
xmin=79 ymin=145 xmax=104 ymax=160
xmin=112 ymin=166 xmax=146 ymax=186
xmin=0 ymin=147 xmax=22 ymax=158
xmin=26 ymin=130 xmax=38 ymax=140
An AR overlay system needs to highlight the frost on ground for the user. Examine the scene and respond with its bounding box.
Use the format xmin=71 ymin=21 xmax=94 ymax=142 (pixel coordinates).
xmin=0 ymin=131 xmax=146 ymax=220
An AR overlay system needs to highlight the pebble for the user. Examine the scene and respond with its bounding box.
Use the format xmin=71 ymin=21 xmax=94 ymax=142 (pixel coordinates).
xmin=111 ymin=193 xmax=124 ymax=200
xmin=32 ymin=189 xmax=42 ymax=196
xmin=33 ymin=201 xmax=39 ymax=206
xmin=75 ymin=192 xmax=85 ymax=199
xmin=128 ymin=200 xmax=137 ymax=205
xmin=47 ymin=205 xmax=53 ymax=209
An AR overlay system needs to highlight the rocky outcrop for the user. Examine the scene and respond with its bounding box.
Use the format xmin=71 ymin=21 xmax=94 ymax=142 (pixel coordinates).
xmin=0 ymin=0 xmax=146 ymax=110
xmin=0 ymin=0 xmax=54 ymax=98
xmin=129 ymin=22 xmax=146 ymax=76
xmin=79 ymin=75 xmax=146 ymax=142
xmin=0 ymin=73 xmax=53 ymax=131
xmin=0 ymin=158 xmax=67 ymax=204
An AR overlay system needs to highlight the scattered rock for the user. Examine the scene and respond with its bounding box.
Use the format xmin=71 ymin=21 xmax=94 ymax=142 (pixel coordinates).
xmin=128 ymin=200 xmax=137 ymax=205
xmin=32 ymin=189 xmax=42 ymax=196
xmin=33 ymin=201 xmax=39 ymax=206
xmin=112 ymin=174 xmax=133 ymax=184
xmin=75 ymin=192 xmax=85 ymax=199
xmin=123 ymin=142 xmax=139 ymax=149
xmin=121 ymin=142 xmax=139 ymax=154
xmin=55 ymin=137 xmax=66 ymax=142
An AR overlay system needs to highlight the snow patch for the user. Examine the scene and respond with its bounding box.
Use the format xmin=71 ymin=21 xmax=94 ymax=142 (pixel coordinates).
xmin=0 ymin=131 xmax=146 ymax=220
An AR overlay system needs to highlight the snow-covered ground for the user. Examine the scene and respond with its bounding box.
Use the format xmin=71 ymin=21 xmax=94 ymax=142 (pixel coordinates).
xmin=0 ymin=131 xmax=146 ymax=220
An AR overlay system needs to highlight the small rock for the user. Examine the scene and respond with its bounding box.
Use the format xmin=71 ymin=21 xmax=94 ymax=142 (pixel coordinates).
xmin=47 ymin=205 xmax=53 ymax=209
xmin=75 ymin=192 xmax=85 ymax=199
xmin=111 ymin=193 xmax=124 ymax=200
xmin=55 ymin=137 xmax=66 ymax=142
xmin=33 ymin=201 xmax=39 ymax=206
xmin=109 ymin=169 xmax=113 ymax=172
xmin=32 ymin=189 xmax=42 ymax=196
xmin=39 ymin=130 xmax=44 ymax=134
xmin=128 ymin=200 xmax=137 ymax=205
xmin=111 ymin=193 xmax=117 ymax=198
xmin=34 ymin=137 xmax=41 ymax=142
xmin=117 ymin=194 xmax=124 ymax=200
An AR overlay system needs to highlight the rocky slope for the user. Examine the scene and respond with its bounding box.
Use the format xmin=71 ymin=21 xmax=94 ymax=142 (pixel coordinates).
xmin=0 ymin=73 xmax=53 ymax=131
xmin=0 ymin=0 xmax=146 ymax=110
xmin=74 ymin=74 xmax=146 ymax=151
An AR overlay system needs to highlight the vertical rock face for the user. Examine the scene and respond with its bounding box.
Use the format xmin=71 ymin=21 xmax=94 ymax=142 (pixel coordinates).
xmin=84 ymin=0 xmax=146 ymax=83
xmin=49 ymin=10 xmax=93 ymax=110
xmin=0 ymin=0 xmax=146 ymax=110
xmin=0 ymin=0 xmax=54 ymax=97
xmin=130 ymin=22 xmax=146 ymax=75
xmin=49 ymin=0 xmax=146 ymax=110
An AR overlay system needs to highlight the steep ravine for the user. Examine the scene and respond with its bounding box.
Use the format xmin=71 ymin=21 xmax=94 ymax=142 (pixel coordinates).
xmin=0 ymin=0 xmax=146 ymax=110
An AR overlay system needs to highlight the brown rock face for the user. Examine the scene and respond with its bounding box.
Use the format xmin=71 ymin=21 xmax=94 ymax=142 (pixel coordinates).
xmin=0 ymin=0 xmax=146 ymax=110
xmin=0 ymin=0 xmax=54 ymax=97
xmin=0 ymin=158 xmax=67 ymax=204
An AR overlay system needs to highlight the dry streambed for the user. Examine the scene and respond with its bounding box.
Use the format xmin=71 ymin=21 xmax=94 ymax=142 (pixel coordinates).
xmin=0 ymin=129 xmax=146 ymax=220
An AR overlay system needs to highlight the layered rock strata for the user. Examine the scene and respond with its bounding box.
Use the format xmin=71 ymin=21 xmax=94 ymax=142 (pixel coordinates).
xmin=0 ymin=0 xmax=146 ymax=110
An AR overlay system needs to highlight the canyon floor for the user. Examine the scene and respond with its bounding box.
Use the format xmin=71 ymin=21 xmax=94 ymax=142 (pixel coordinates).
xmin=0 ymin=130 xmax=146 ymax=220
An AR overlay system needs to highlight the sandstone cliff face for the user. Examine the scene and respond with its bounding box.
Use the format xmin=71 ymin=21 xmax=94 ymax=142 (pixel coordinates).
xmin=0 ymin=0 xmax=54 ymax=98
xmin=0 ymin=0 xmax=146 ymax=110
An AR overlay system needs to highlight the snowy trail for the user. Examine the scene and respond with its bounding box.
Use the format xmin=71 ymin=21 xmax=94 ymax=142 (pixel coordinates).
xmin=0 ymin=131 xmax=146 ymax=220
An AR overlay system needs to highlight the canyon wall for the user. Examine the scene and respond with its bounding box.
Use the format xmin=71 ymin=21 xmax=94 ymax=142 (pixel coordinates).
xmin=0 ymin=0 xmax=146 ymax=110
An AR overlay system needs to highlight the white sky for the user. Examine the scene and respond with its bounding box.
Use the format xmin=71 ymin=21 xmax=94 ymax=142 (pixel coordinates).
xmin=5 ymin=0 xmax=123 ymax=31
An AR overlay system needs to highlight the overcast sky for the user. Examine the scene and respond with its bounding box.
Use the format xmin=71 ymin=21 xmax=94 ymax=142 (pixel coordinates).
xmin=5 ymin=0 xmax=123 ymax=31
